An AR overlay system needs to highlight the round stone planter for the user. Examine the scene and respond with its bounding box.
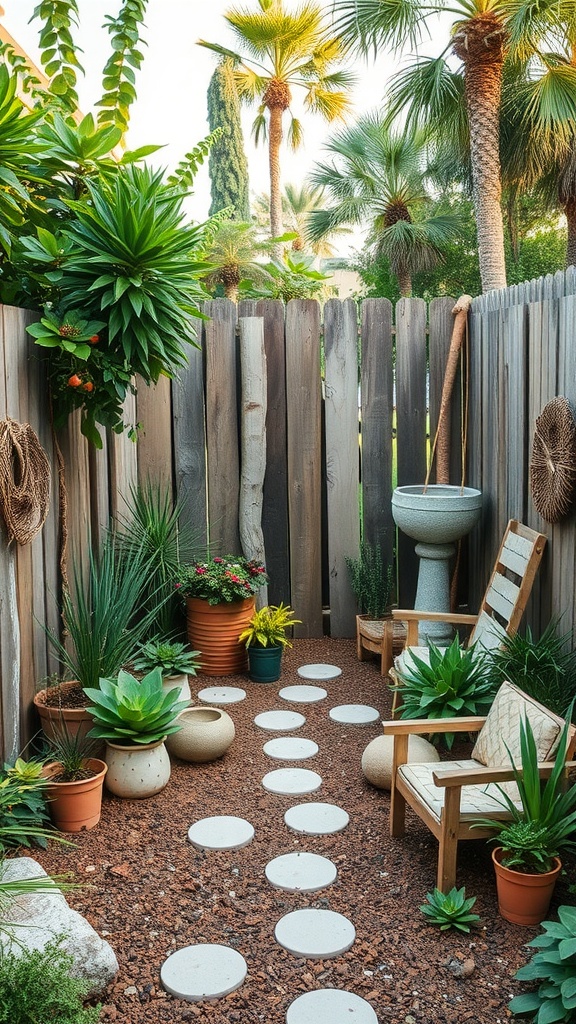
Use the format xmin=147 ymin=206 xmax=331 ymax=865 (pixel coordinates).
xmin=166 ymin=707 xmax=235 ymax=763
xmin=248 ymin=645 xmax=283 ymax=683
xmin=161 ymin=673 xmax=191 ymax=702
xmin=104 ymin=739 xmax=171 ymax=799
xmin=186 ymin=597 xmax=255 ymax=676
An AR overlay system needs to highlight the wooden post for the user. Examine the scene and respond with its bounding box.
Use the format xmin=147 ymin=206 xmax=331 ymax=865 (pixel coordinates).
xmin=238 ymin=317 xmax=268 ymax=607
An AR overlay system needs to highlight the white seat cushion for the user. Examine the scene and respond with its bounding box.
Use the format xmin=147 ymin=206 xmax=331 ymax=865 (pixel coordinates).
xmin=398 ymin=759 xmax=521 ymax=823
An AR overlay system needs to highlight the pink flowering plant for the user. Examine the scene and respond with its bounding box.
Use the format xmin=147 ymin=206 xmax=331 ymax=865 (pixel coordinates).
xmin=175 ymin=555 xmax=268 ymax=605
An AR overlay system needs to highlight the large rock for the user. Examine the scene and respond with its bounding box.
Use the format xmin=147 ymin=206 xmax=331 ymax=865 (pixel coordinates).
xmin=362 ymin=733 xmax=440 ymax=790
xmin=0 ymin=857 xmax=118 ymax=996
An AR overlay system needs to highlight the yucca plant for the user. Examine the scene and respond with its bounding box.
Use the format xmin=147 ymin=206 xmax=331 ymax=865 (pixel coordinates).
xmin=509 ymin=906 xmax=576 ymax=1022
xmin=419 ymin=886 xmax=480 ymax=933
xmin=487 ymin=619 xmax=576 ymax=721
xmin=395 ymin=636 xmax=497 ymax=748
xmin=84 ymin=668 xmax=188 ymax=746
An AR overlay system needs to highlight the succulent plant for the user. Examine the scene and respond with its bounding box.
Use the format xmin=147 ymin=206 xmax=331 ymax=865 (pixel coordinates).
xmin=132 ymin=638 xmax=201 ymax=677
xmin=84 ymin=668 xmax=189 ymax=746
xmin=419 ymin=886 xmax=480 ymax=933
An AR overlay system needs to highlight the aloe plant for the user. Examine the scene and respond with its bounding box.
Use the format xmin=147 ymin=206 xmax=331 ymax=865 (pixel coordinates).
xmin=84 ymin=668 xmax=189 ymax=746
xmin=419 ymin=886 xmax=480 ymax=933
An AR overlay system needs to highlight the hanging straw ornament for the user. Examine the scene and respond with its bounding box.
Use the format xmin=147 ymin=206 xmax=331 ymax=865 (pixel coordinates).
xmin=530 ymin=397 xmax=576 ymax=524
xmin=0 ymin=417 xmax=50 ymax=544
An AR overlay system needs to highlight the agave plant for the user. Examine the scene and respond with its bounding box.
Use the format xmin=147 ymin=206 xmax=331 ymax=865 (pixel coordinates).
xmin=420 ymin=886 xmax=480 ymax=933
xmin=84 ymin=668 xmax=189 ymax=746
xmin=395 ymin=636 xmax=496 ymax=748
xmin=132 ymin=638 xmax=201 ymax=678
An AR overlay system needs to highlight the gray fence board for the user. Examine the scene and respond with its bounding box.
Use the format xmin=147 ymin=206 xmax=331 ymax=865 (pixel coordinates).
xmin=360 ymin=299 xmax=393 ymax=570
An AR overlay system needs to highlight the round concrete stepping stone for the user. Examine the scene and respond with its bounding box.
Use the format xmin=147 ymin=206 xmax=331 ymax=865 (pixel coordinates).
xmin=279 ymin=685 xmax=328 ymax=704
xmin=263 ymin=737 xmax=319 ymax=761
xmin=329 ymin=704 xmax=380 ymax=725
xmin=160 ymin=944 xmax=247 ymax=1002
xmin=187 ymin=815 xmax=254 ymax=851
xmin=287 ymin=989 xmax=378 ymax=1023
xmin=265 ymin=851 xmax=337 ymax=892
xmin=297 ymin=664 xmax=342 ymax=681
xmin=284 ymin=802 xmax=349 ymax=836
xmin=275 ymin=908 xmax=355 ymax=958
xmin=197 ymin=686 xmax=246 ymax=705
xmin=254 ymin=710 xmax=306 ymax=731
xmin=262 ymin=768 xmax=322 ymax=795
xmin=362 ymin=733 xmax=440 ymax=790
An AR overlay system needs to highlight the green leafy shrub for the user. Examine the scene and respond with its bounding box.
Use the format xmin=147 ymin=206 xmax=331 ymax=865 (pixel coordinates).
xmin=0 ymin=761 xmax=53 ymax=852
xmin=0 ymin=939 xmax=100 ymax=1023
xmin=487 ymin=619 xmax=576 ymax=720
xmin=346 ymin=542 xmax=394 ymax=619
xmin=85 ymin=668 xmax=189 ymax=746
xmin=239 ymin=604 xmax=301 ymax=648
xmin=509 ymin=906 xmax=576 ymax=1022
xmin=395 ymin=636 xmax=496 ymax=748
xmin=419 ymin=886 xmax=480 ymax=933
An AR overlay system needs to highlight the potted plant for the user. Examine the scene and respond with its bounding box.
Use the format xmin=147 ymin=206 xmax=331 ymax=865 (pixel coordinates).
xmin=473 ymin=711 xmax=576 ymax=926
xmin=175 ymin=554 xmax=268 ymax=676
xmin=132 ymin=637 xmax=201 ymax=701
xmin=83 ymin=668 xmax=188 ymax=799
xmin=239 ymin=603 xmax=301 ymax=683
xmin=41 ymin=728 xmax=107 ymax=833
xmin=35 ymin=535 xmax=164 ymax=741
xmin=347 ymin=542 xmax=399 ymax=673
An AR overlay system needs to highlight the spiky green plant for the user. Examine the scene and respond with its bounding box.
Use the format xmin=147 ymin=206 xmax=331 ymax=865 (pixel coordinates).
xmin=487 ymin=619 xmax=576 ymax=720
xmin=420 ymin=886 xmax=480 ymax=933
xmin=132 ymin=638 xmax=201 ymax=677
xmin=395 ymin=636 xmax=496 ymax=748
xmin=84 ymin=668 xmax=188 ymax=746
xmin=509 ymin=906 xmax=576 ymax=1022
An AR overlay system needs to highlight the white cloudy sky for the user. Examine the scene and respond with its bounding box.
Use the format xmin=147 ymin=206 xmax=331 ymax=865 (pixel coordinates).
xmin=2 ymin=1 xmax=448 ymax=250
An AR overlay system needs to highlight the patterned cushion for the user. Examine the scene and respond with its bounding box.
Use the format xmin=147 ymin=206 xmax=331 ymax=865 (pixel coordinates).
xmin=472 ymin=681 xmax=563 ymax=768
xmin=398 ymin=760 xmax=520 ymax=823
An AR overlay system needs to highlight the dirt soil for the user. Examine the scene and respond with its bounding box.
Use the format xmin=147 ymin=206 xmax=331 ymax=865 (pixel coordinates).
xmin=32 ymin=638 xmax=566 ymax=1024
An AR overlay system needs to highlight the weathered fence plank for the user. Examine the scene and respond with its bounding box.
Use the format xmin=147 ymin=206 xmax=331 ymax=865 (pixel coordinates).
xmin=204 ymin=299 xmax=241 ymax=554
xmin=324 ymin=298 xmax=360 ymax=637
xmin=429 ymin=297 xmax=460 ymax=487
xmin=360 ymin=299 xmax=394 ymax=570
xmin=238 ymin=317 xmax=268 ymax=606
xmin=136 ymin=374 xmax=173 ymax=488
xmin=172 ymin=331 xmax=207 ymax=555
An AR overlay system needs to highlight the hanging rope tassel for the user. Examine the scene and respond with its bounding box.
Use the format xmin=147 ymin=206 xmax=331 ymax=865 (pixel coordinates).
xmin=0 ymin=417 xmax=51 ymax=545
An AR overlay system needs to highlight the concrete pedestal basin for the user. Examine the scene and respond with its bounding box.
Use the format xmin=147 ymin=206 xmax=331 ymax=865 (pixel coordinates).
xmin=392 ymin=485 xmax=482 ymax=643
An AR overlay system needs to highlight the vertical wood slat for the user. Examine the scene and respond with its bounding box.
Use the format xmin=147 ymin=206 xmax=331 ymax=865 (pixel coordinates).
xmin=257 ymin=300 xmax=290 ymax=606
xmin=108 ymin=389 xmax=138 ymax=525
xmin=467 ymin=306 xmax=484 ymax=609
xmin=136 ymin=374 xmax=173 ymax=488
xmin=395 ymin=297 xmax=427 ymax=606
xmin=172 ymin=332 xmax=208 ymax=556
xmin=238 ymin=317 xmax=268 ymax=604
xmin=0 ymin=307 xmax=20 ymax=761
xmin=324 ymin=299 xmax=360 ymax=637
xmin=428 ymin=297 xmax=460 ymax=486
xmin=286 ymin=299 xmax=323 ymax=637
xmin=360 ymin=299 xmax=394 ymax=571
xmin=557 ymin=294 xmax=576 ymax=641
xmin=204 ymin=299 xmax=241 ymax=555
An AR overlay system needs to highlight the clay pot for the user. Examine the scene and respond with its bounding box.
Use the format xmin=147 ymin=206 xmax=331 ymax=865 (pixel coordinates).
xmin=166 ymin=707 xmax=235 ymax=763
xmin=104 ymin=739 xmax=171 ymax=799
xmin=248 ymin=645 xmax=283 ymax=683
xmin=186 ymin=597 xmax=255 ymax=676
xmin=42 ymin=758 xmax=108 ymax=832
xmin=34 ymin=681 xmax=93 ymax=743
xmin=492 ymin=847 xmax=562 ymax=926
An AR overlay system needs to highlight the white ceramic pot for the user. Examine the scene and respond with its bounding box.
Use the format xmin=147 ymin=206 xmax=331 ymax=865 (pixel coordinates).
xmin=104 ymin=739 xmax=171 ymax=798
xmin=161 ymin=673 xmax=191 ymax=702
xmin=166 ymin=706 xmax=235 ymax=763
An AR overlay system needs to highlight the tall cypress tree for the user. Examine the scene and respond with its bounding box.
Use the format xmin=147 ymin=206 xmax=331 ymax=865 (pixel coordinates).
xmin=207 ymin=60 xmax=250 ymax=220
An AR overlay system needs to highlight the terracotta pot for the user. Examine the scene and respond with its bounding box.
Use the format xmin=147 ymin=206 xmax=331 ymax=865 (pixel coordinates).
xmin=34 ymin=681 xmax=93 ymax=743
xmin=186 ymin=597 xmax=255 ymax=676
xmin=166 ymin=706 xmax=235 ymax=762
xmin=248 ymin=645 xmax=283 ymax=683
xmin=104 ymin=739 xmax=171 ymax=799
xmin=492 ymin=847 xmax=562 ymax=926
xmin=42 ymin=758 xmax=107 ymax=832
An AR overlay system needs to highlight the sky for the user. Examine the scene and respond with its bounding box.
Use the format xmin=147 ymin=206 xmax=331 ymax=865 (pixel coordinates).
xmin=1 ymin=1 xmax=448 ymax=254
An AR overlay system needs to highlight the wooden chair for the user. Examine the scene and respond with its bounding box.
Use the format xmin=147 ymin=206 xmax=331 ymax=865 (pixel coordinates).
xmin=383 ymin=682 xmax=576 ymax=892
xmin=385 ymin=520 xmax=547 ymax=690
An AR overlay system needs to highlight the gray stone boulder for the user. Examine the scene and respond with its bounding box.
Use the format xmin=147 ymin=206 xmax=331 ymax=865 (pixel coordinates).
xmin=0 ymin=856 xmax=118 ymax=997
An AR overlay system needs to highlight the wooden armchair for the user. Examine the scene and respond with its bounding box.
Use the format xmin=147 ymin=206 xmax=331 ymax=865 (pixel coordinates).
xmin=384 ymin=682 xmax=576 ymax=891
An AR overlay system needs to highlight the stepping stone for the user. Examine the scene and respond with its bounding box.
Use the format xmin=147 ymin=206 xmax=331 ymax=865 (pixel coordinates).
xmin=254 ymin=710 xmax=306 ymax=731
xmin=275 ymin=908 xmax=355 ymax=958
xmin=160 ymin=944 xmax=247 ymax=1002
xmin=265 ymin=851 xmax=337 ymax=892
xmin=279 ymin=685 xmax=328 ymax=704
xmin=329 ymin=704 xmax=380 ymax=725
xmin=197 ymin=686 xmax=246 ymax=705
xmin=287 ymin=989 xmax=378 ymax=1023
xmin=284 ymin=802 xmax=349 ymax=836
xmin=263 ymin=737 xmax=319 ymax=761
xmin=297 ymin=664 xmax=342 ymax=681
xmin=262 ymin=768 xmax=322 ymax=795
xmin=187 ymin=815 xmax=254 ymax=851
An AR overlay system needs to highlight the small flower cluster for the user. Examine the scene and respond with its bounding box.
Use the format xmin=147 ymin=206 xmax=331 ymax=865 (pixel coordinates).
xmin=175 ymin=555 xmax=268 ymax=605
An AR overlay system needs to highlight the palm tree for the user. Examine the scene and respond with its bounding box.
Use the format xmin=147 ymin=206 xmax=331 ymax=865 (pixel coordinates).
xmin=252 ymin=181 xmax=350 ymax=256
xmin=307 ymin=114 xmax=462 ymax=296
xmin=201 ymin=220 xmax=271 ymax=301
xmin=198 ymin=0 xmax=354 ymax=256
xmin=330 ymin=0 xmax=576 ymax=293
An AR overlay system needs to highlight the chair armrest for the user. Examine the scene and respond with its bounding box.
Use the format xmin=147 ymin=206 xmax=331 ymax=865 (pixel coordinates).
xmin=391 ymin=609 xmax=478 ymax=625
xmin=382 ymin=716 xmax=486 ymax=736
xmin=433 ymin=760 xmax=576 ymax=789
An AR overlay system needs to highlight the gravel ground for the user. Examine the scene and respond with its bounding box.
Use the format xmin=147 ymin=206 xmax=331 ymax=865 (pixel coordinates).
xmin=31 ymin=637 xmax=566 ymax=1024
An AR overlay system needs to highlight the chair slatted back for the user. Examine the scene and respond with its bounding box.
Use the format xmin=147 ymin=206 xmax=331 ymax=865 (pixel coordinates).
xmin=470 ymin=520 xmax=546 ymax=649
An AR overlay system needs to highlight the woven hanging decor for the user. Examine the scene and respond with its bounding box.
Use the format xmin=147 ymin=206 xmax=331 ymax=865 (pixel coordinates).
xmin=530 ymin=397 xmax=576 ymax=523
xmin=0 ymin=417 xmax=51 ymax=545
